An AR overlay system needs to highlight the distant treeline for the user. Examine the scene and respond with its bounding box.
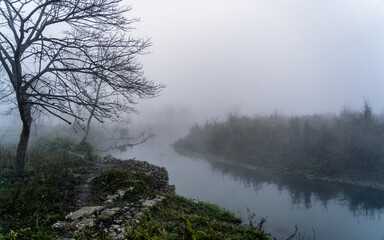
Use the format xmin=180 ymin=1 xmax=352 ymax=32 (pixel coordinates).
xmin=174 ymin=102 xmax=384 ymax=176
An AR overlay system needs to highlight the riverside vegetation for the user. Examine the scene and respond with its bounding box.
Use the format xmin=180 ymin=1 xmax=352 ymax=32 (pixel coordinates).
xmin=0 ymin=136 xmax=275 ymax=240
xmin=174 ymin=102 xmax=384 ymax=187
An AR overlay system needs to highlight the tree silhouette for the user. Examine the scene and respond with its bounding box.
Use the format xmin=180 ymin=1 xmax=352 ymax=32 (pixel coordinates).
xmin=0 ymin=0 xmax=163 ymax=173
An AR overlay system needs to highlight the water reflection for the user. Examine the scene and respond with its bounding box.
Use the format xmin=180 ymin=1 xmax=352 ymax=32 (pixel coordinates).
xmin=182 ymin=152 xmax=384 ymax=219
xmin=112 ymin=143 xmax=384 ymax=240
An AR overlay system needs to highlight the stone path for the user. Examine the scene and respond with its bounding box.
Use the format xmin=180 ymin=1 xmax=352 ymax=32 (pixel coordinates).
xmin=53 ymin=155 xmax=175 ymax=239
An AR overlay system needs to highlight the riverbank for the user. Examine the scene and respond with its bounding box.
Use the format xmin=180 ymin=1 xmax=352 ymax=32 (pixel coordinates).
xmin=174 ymin=147 xmax=384 ymax=191
xmin=0 ymin=140 xmax=275 ymax=239
xmin=174 ymin=110 xmax=384 ymax=191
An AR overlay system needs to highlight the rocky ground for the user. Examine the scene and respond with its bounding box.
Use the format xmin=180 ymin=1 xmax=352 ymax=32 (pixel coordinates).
xmin=52 ymin=155 xmax=175 ymax=240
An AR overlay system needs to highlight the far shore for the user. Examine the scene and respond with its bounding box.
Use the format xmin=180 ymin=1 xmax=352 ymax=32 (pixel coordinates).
xmin=174 ymin=147 xmax=384 ymax=191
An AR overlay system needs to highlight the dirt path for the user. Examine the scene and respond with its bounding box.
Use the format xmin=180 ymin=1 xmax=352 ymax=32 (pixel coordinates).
xmin=75 ymin=161 xmax=110 ymax=206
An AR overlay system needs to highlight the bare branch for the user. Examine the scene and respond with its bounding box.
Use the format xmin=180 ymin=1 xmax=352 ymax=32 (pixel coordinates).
xmin=0 ymin=0 xmax=163 ymax=172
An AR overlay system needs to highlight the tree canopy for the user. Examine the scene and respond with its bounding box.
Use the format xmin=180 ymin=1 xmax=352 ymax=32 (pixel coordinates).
xmin=0 ymin=0 xmax=163 ymax=173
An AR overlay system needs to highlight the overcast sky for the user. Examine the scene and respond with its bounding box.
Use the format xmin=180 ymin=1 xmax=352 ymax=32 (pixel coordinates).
xmin=127 ymin=0 xmax=384 ymax=121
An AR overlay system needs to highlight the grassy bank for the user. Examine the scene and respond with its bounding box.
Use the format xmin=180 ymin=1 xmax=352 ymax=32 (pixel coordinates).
xmin=0 ymin=137 xmax=274 ymax=240
xmin=126 ymin=194 xmax=271 ymax=240
xmin=0 ymin=138 xmax=96 ymax=239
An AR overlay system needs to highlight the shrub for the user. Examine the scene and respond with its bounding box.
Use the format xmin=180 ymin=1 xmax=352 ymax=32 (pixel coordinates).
xmin=32 ymin=136 xmax=76 ymax=155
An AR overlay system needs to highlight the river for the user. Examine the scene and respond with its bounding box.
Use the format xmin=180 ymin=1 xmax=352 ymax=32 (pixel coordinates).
xmin=109 ymin=139 xmax=384 ymax=240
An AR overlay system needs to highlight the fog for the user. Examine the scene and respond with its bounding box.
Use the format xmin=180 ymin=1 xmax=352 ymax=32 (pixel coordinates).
xmin=2 ymin=2 xmax=384 ymax=239
xmin=3 ymin=1 xmax=384 ymax=128
xmin=126 ymin=0 xmax=384 ymax=126
xmin=2 ymin=0 xmax=384 ymax=140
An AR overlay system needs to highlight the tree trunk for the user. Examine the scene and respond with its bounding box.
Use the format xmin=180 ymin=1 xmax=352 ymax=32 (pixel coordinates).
xmin=15 ymin=101 xmax=32 ymax=174
xmin=80 ymin=114 xmax=93 ymax=144
xmin=81 ymin=79 xmax=102 ymax=144
xmin=15 ymin=119 xmax=31 ymax=174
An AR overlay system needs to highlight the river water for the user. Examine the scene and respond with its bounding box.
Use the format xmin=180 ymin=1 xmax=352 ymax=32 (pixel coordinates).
xmin=110 ymin=140 xmax=384 ymax=240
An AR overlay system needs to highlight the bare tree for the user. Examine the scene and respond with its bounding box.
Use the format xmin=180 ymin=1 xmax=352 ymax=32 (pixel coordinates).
xmin=78 ymin=43 xmax=142 ymax=144
xmin=79 ymin=75 xmax=103 ymax=144
xmin=92 ymin=123 xmax=155 ymax=153
xmin=0 ymin=0 xmax=163 ymax=173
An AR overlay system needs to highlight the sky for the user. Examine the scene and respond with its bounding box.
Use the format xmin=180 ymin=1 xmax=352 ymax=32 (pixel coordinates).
xmin=2 ymin=0 xmax=384 ymax=129
xmin=124 ymin=0 xmax=384 ymax=122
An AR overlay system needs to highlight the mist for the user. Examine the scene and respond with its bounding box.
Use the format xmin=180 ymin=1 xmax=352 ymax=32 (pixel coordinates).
xmin=127 ymin=0 xmax=384 ymax=125
xmin=2 ymin=1 xmax=384 ymax=239
xmin=3 ymin=0 xmax=384 ymax=136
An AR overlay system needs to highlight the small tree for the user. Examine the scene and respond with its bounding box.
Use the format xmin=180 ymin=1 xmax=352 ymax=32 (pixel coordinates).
xmin=0 ymin=0 xmax=163 ymax=173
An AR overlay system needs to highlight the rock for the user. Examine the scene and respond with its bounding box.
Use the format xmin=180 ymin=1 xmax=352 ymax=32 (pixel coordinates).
xmin=99 ymin=207 xmax=120 ymax=220
xmin=141 ymin=200 xmax=156 ymax=208
xmin=111 ymin=224 xmax=120 ymax=230
xmin=141 ymin=195 xmax=166 ymax=208
xmin=100 ymin=155 xmax=175 ymax=194
xmin=118 ymin=189 xmax=127 ymax=197
xmin=78 ymin=218 xmax=96 ymax=230
xmin=65 ymin=206 xmax=104 ymax=222
xmin=119 ymin=187 xmax=133 ymax=196
xmin=104 ymin=188 xmax=134 ymax=204
xmin=52 ymin=221 xmax=65 ymax=229
xmin=106 ymin=194 xmax=119 ymax=200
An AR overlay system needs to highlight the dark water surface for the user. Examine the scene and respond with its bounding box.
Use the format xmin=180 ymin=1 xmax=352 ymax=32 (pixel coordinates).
xmin=110 ymin=141 xmax=384 ymax=240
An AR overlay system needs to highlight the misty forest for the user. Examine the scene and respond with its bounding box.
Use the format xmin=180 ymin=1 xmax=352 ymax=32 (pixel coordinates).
xmin=1 ymin=0 xmax=384 ymax=240
xmin=175 ymin=102 xmax=384 ymax=177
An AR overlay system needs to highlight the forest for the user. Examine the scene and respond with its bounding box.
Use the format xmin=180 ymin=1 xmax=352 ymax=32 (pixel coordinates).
xmin=174 ymin=102 xmax=384 ymax=177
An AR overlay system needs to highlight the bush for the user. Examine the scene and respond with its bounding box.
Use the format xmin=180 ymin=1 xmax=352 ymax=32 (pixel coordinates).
xmin=31 ymin=136 xmax=98 ymax=161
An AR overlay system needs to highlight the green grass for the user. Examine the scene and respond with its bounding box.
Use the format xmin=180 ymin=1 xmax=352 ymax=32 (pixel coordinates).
xmin=0 ymin=137 xmax=97 ymax=239
xmin=0 ymin=147 xmax=14 ymax=168
xmin=127 ymin=195 xmax=271 ymax=240
xmin=0 ymin=154 xmax=93 ymax=239
xmin=0 ymin=136 xmax=274 ymax=240
xmin=91 ymin=168 xmax=157 ymax=203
